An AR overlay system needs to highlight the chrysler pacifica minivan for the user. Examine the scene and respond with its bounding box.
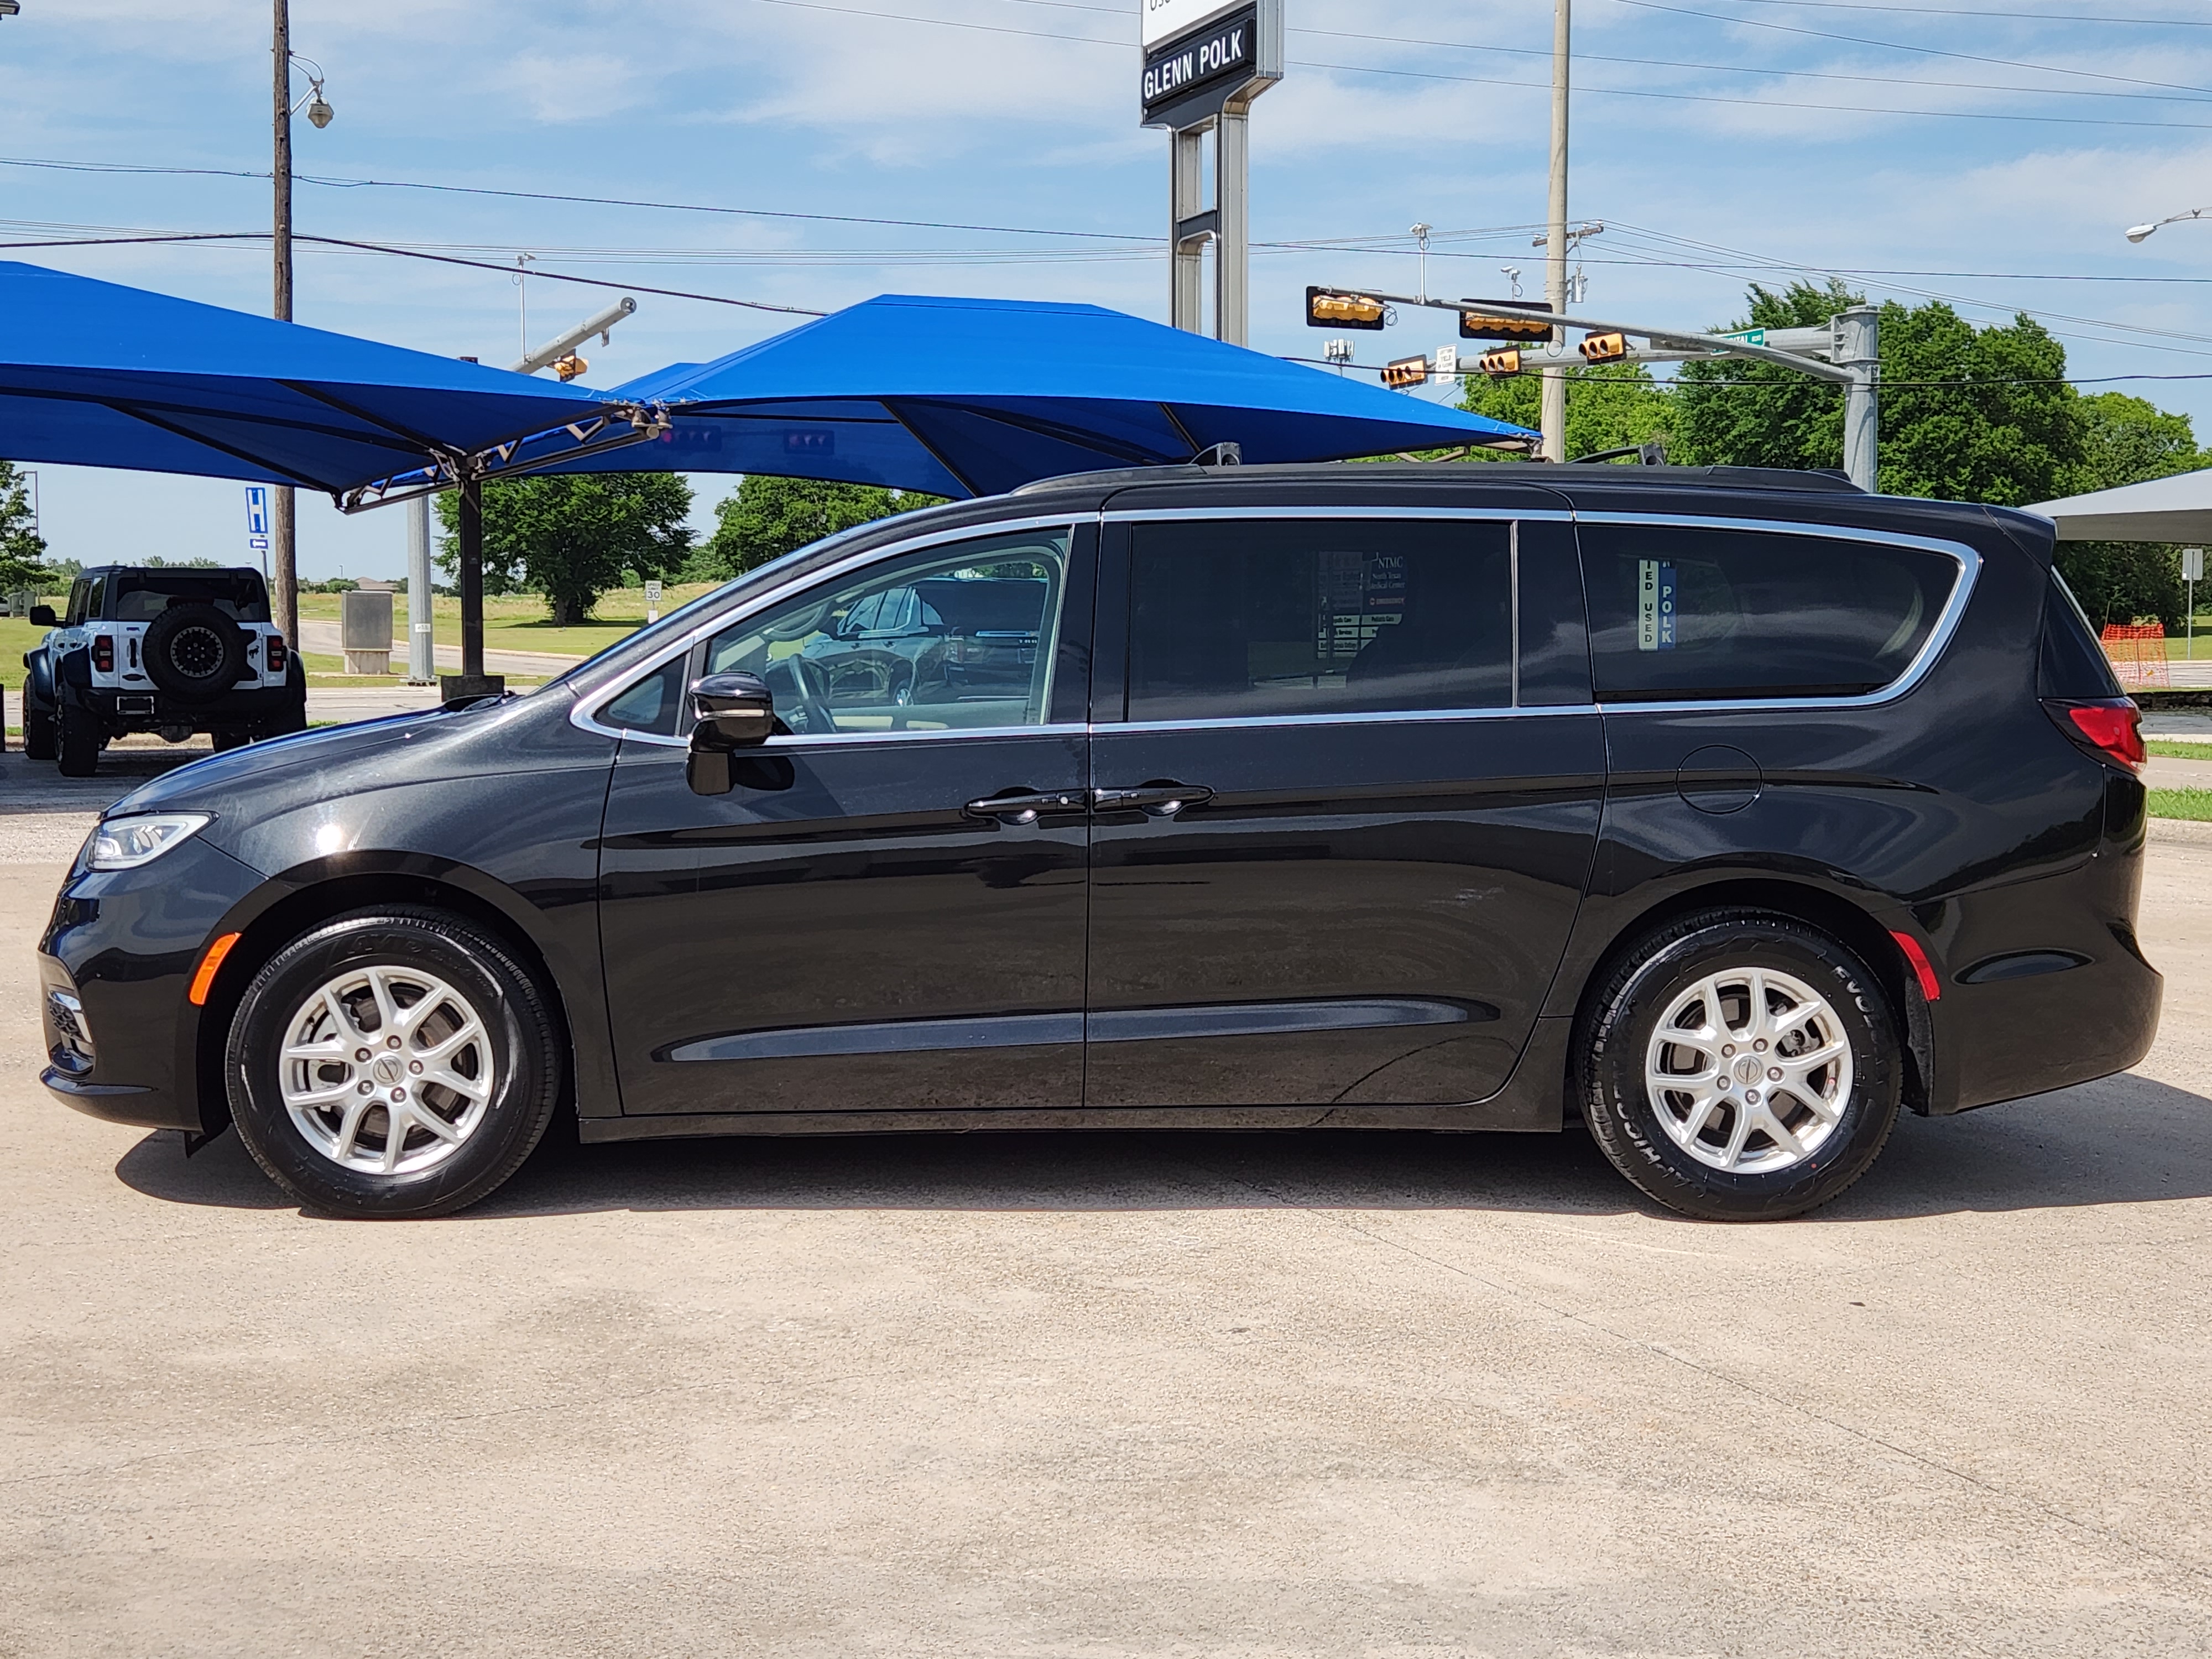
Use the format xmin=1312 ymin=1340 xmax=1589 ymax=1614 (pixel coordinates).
xmin=38 ymin=463 xmax=2158 ymax=1220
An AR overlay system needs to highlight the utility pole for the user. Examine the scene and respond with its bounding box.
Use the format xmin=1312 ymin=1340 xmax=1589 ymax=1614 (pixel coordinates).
xmin=270 ymin=0 xmax=297 ymax=653
xmin=1541 ymin=0 xmax=1571 ymax=463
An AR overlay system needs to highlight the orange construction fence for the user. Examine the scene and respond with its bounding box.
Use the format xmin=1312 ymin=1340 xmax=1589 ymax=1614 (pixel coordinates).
xmin=2102 ymin=623 xmax=2171 ymax=689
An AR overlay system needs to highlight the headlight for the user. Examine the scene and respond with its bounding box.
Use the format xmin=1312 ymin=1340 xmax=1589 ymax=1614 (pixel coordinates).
xmin=88 ymin=813 xmax=212 ymax=870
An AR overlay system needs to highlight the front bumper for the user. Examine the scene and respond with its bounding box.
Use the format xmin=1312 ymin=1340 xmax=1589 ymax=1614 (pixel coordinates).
xmin=37 ymin=832 xmax=269 ymax=1133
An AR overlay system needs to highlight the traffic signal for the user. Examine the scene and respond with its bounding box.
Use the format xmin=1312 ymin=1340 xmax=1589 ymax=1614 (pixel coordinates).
xmin=552 ymin=353 xmax=589 ymax=382
xmin=1478 ymin=348 xmax=1522 ymax=379
xmin=1579 ymin=331 xmax=1629 ymax=364
xmin=1457 ymin=301 xmax=1555 ymax=342
xmin=1381 ymin=355 xmax=1430 ymax=389
xmin=1307 ymin=287 xmax=1389 ymax=330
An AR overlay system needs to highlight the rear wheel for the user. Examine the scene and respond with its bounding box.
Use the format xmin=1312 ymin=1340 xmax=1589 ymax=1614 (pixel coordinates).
xmin=225 ymin=909 xmax=564 ymax=1218
xmin=56 ymin=699 xmax=100 ymax=777
xmin=211 ymin=727 xmax=249 ymax=752
xmin=1577 ymin=910 xmax=1900 ymax=1221
xmin=22 ymin=701 xmax=55 ymax=761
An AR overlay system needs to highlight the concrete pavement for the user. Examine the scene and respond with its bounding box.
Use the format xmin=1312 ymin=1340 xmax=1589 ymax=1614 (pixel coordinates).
xmin=2 ymin=817 xmax=2210 ymax=1653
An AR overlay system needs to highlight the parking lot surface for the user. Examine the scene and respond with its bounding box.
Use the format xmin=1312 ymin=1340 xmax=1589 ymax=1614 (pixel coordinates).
xmin=2 ymin=791 xmax=2209 ymax=1656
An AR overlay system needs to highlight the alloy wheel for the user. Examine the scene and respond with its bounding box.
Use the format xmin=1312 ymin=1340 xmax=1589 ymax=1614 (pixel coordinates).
xmin=1643 ymin=966 xmax=1853 ymax=1175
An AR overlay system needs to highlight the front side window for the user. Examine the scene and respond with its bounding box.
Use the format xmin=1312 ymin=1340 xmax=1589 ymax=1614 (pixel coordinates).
xmin=1582 ymin=524 xmax=1958 ymax=702
xmin=1127 ymin=519 xmax=1513 ymax=722
xmin=700 ymin=529 xmax=1071 ymax=735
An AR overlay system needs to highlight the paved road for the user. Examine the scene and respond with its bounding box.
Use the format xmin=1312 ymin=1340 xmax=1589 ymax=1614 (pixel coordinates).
xmin=2 ymin=817 xmax=2210 ymax=1653
xmin=297 ymin=618 xmax=583 ymax=679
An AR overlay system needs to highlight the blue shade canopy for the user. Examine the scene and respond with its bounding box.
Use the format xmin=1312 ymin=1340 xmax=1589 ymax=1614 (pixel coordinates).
xmin=546 ymin=294 xmax=1536 ymax=498
xmin=0 ymin=261 xmax=625 ymax=499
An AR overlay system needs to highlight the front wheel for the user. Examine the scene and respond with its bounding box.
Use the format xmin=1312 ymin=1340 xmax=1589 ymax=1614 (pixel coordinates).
xmin=1577 ymin=910 xmax=1901 ymax=1222
xmin=225 ymin=909 xmax=564 ymax=1218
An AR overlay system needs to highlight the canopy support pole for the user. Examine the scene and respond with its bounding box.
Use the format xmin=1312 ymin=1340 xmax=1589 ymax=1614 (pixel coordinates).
xmin=441 ymin=477 xmax=502 ymax=702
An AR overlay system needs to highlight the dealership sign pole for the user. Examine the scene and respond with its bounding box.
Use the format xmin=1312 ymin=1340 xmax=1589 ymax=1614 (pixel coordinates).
xmin=1141 ymin=0 xmax=1281 ymax=345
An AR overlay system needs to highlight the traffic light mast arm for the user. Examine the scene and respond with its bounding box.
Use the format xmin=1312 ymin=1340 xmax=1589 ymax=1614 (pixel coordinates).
xmin=1346 ymin=291 xmax=1858 ymax=386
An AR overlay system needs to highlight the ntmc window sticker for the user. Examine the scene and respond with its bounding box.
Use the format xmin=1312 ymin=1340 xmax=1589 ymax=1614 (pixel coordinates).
xmin=1637 ymin=559 xmax=1677 ymax=651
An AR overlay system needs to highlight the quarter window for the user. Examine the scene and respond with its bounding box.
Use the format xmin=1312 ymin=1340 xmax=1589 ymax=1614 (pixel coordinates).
xmin=701 ymin=529 xmax=1071 ymax=735
xmin=1127 ymin=519 xmax=1513 ymax=722
xmin=1582 ymin=524 xmax=1957 ymax=702
xmin=597 ymin=655 xmax=690 ymax=736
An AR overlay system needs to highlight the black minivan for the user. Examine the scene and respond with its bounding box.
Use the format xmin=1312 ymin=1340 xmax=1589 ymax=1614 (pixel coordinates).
xmin=36 ymin=463 xmax=2159 ymax=1221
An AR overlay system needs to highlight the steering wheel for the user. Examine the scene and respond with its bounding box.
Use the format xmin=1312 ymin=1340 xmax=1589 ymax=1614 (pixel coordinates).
xmin=779 ymin=653 xmax=839 ymax=734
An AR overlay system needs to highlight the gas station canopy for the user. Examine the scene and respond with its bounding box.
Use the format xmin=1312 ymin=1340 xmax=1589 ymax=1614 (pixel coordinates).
xmin=2027 ymin=468 xmax=2212 ymax=544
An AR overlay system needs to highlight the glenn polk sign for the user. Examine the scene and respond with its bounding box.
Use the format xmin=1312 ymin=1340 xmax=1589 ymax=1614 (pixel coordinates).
xmin=1140 ymin=0 xmax=1281 ymax=127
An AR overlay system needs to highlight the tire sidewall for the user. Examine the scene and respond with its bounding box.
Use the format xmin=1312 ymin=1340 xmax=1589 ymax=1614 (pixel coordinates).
xmin=226 ymin=912 xmax=560 ymax=1218
xmin=1582 ymin=916 xmax=1900 ymax=1220
xmin=144 ymin=603 xmax=247 ymax=702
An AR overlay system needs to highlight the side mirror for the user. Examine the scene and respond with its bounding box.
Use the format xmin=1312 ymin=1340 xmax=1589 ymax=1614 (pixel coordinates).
xmin=28 ymin=605 xmax=56 ymax=627
xmin=687 ymin=671 xmax=775 ymax=795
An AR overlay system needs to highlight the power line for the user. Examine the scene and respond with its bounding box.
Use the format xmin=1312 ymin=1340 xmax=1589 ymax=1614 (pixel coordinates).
xmin=1722 ymin=0 xmax=2212 ymax=24
xmin=0 ymin=155 xmax=1157 ymax=244
xmin=1606 ymin=0 xmax=2212 ymax=96
xmin=1295 ymin=56 xmax=2212 ymax=132
xmin=0 ymin=231 xmax=827 ymax=314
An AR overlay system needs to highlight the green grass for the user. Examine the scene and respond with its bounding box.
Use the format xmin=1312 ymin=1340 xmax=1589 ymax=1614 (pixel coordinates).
xmin=2150 ymin=788 xmax=2212 ymax=821
xmin=2143 ymin=739 xmax=2212 ymax=760
xmin=299 ymin=582 xmax=721 ymax=661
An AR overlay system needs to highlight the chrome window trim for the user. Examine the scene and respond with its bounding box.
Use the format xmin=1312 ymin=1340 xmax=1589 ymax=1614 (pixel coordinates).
xmin=1571 ymin=511 xmax=1980 ymax=714
xmin=1104 ymin=505 xmax=1572 ymax=524
xmin=577 ymin=503 xmax=1984 ymax=748
xmin=568 ymin=513 xmax=1084 ymax=748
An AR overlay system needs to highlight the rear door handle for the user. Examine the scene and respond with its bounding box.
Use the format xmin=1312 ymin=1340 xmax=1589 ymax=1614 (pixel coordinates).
xmin=964 ymin=789 xmax=1084 ymax=826
xmin=1092 ymin=781 xmax=1214 ymax=817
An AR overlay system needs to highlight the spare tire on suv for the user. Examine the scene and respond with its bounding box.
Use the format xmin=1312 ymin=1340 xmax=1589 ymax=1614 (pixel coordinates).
xmin=143 ymin=602 xmax=247 ymax=701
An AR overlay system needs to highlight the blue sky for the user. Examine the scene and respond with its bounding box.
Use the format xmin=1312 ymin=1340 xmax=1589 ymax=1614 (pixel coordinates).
xmin=6 ymin=0 xmax=2212 ymax=578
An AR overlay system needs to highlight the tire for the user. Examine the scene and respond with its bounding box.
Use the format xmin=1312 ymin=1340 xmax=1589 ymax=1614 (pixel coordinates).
xmin=1576 ymin=909 xmax=1901 ymax=1222
xmin=143 ymin=602 xmax=247 ymax=702
xmin=22 ymin=701 xmax=55 ymax=761
xmin=56 ymin=698 xmax=100 ymax=777
xmin=211 ymin=727 xmax=249 ymax=752
xmin=224 ymin=908 xmax=564 ymax=1219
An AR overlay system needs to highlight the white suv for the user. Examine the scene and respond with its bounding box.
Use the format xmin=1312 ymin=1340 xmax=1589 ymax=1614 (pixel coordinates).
xmin=21 ymin=566 xmax=306 ymax=776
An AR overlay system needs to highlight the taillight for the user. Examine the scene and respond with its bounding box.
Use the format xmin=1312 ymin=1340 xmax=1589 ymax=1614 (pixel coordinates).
xmin=266 ymin=634 xmax=288 ymax=673
xmin=2044 ymin=697 xmax=2143 ymax=771
xmin=92 ymin=635 xmax=114 ymax=674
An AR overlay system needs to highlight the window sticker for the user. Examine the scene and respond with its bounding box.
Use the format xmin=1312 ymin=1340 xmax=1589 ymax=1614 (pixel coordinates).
xmin=1637 ymin=558 xmax=1677 ymax=651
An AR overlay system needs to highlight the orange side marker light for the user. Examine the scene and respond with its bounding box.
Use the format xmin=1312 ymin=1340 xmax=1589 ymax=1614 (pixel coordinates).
xmin=189 ymin=932 xmax=242 ymax=1006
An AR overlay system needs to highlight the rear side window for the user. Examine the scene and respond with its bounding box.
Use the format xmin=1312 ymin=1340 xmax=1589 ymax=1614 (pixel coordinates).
xmin=2037 ymin=570 xmax=2122 ymax=699
xmin=1128 ymin=519 xmax=1512 ymax=721
xmin=1582 ymin=524 xmax=1957 ymax=702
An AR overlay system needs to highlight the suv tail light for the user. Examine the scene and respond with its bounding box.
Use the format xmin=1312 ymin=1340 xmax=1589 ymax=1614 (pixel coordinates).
xmin=265 ymin=633 xmax=288 ymax=674
xmin=92 ymin=634 xmax=114 ymax=674
xmin=2044 ymin=697 xmax=2144 ymax=771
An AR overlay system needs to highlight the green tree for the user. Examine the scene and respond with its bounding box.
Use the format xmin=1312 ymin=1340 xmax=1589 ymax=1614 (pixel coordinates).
xmin=438 ymin=474 xmax=694 ymax=624
xmin=1672 ymin=280 xmax=1856 ymax=473
xmin=1458 ymin=361 xmax=1672 ymax=462
xmin=698 ymin=476 xmax=938 ymax=579
xmin=0 ymin=460 xmax=50 ymax=594
xmin=1673 ymin=281 xmax=2084 ymax=505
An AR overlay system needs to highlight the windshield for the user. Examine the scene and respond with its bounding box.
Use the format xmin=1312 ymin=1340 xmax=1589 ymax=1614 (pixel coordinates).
xmin=544 ymin=520 xmax=919 ymax=695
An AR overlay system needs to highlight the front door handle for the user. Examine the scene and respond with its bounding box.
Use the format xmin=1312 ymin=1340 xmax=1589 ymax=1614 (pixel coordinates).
xmin=1092 ymin=781 xmax=1215 ymax=817
xmin=964 ymin=788 xmax=1083 ymax=826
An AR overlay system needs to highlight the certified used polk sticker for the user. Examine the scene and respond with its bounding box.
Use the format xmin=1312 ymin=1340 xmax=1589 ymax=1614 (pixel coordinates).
xmin=1637 ymin=558 xmax=1677 ymax=651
